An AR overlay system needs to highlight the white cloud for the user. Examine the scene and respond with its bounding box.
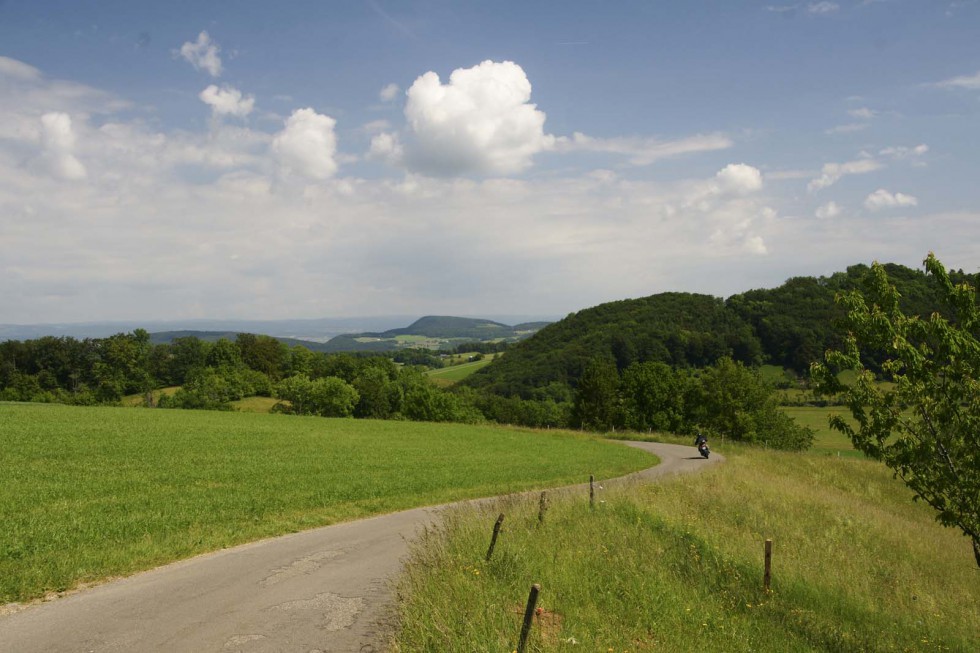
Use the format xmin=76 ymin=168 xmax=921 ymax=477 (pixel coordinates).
xmin=848 ymin=107 xmax=876 ymax=119
xmin=815 ymin=201 xmax=841 ymax=219
xmin=808 ymin=158 xmax=881 ymax=192
xmin=715 ymin=163 xmax=763 ymax=193
xmin=879 ymin=144 xmax=928 ymax=160
xmin=864 ymin=189 xmax=918 ymax=211
xmin=825 ymin=123 xmax=868 ymax=135
xmin=178 ymin=31 xmax=223 ymax=77
xmin=272 ymin=108 xmax=338 ymax=179
xmin=199 ymin=84 xmax=255 ymax=118
xmin=379 ymin=83 xmax=400 ymax=102
xmin=0 ymin=56 xmax=42 ymax=81
xmin=39 ymin=112 xmax=87 ymax=180
xmin=934 ymin=70 xmax=980 ymax=90
xmin=808 ymin=2 xmax=840 ymax=14
xmin=368 ymin=131 xmax=404 ymax=165
xmin=554 ymin=131 xmax=732 ymax=166
xmin=399 ymin=60 xmax=554 ymax=176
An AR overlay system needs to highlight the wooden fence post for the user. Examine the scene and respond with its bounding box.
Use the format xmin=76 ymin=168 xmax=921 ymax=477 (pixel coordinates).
xmin=538 ymin=491 xmax=548 ymax=525
xmin=486 ymin=513 xmax=505 ymax=561
xmin=589 ymin=474 xmax=595 ymax=509
xmin=764 ymin=539 xmax=773 ymax=591
xmin=517 ymin=583 xmax=541 ymax=653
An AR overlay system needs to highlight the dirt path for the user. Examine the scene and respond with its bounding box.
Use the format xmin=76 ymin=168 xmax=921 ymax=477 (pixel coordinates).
xmin=0 ymin=441 xmax=721 ymax=652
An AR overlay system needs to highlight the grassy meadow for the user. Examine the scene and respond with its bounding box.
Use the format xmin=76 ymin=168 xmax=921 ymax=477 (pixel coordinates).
xmin=0 ymin=403 xmax=655 ymax=605
xmin=426 ymin=355 xmax=496 ymax=385
xmin=391 ymin=444 xmax=980 ymax=652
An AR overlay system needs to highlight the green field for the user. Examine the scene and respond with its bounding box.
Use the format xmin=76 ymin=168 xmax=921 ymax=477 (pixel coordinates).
xmin=780 ymin=406 xmax=862 ymax=457
xmin=0 ymin=403 xmax=655 ymax=604
xmin=392 ymin=444 xmax=980 ymax=652
xmin=426 ymin=355 xmax=496 ymax=384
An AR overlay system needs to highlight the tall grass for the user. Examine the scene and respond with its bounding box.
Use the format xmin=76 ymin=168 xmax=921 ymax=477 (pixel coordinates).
xmin=391 ymin=445 xmax=979 ymax=652
xmin=0 ymin=403 xmax=654 ymax=604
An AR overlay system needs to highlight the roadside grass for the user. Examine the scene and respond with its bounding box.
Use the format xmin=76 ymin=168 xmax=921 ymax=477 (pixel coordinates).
xmin=391 ymin=444 xmax=979 ymax=652
xmin=0 ymin=403 xmax=655 ymax=605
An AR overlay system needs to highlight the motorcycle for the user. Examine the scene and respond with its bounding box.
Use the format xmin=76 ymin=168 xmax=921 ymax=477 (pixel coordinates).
xmin=698 ymin=441 xmax=710 ymax=459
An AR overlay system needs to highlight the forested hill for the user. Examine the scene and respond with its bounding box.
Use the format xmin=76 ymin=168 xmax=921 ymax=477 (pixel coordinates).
xmin=463 ymin=293 xmax=761 ymax=399
xmin=381 ymin=316 xmax=513 ymax=339
xmin=464 ymin=262 xmax=980 ymax=399
xmin=319 ymin=315 xmax=550 ymax=352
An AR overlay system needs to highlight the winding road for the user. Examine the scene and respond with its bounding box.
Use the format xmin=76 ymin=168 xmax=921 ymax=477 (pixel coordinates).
xmin=0 ymin=441 xmax=722 ymax=653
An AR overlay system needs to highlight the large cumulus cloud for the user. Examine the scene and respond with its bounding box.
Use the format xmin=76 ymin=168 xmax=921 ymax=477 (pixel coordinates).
xmin=373 ymin=60 xmax=554 ymax=176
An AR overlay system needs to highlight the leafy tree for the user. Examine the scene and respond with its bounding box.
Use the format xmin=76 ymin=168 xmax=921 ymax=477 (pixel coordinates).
xmin=275 ymin=374 xmax=359 ymax=417
xmin=619 ymin=361 xmax=687 ymax=433
xmin=812 ymin=254 xmax=980 ymax=567
xmin=692 ymin=357 xmax=813 ymax=450
xmin=353 ymin=364 xmax=402 ymax=419
xmin=572 ymin=358 xmax=620 ymax=431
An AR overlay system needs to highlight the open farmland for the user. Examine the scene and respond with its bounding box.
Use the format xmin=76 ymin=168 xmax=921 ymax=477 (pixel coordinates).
xmin=0 ymin=403 xmax=654 ymax=604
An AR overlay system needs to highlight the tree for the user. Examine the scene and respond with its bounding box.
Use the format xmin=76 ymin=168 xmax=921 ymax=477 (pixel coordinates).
xmin=572 ymin=358 xmax=620 ymax=431
xmin=692 ymin=357 xmax=813 ymax=450
xmin=812 ymin=254 xmax=980 ymax=567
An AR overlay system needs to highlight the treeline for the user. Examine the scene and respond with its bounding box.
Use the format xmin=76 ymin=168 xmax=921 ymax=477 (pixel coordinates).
xmin=0 ymin=328 xmax=811 ymax=449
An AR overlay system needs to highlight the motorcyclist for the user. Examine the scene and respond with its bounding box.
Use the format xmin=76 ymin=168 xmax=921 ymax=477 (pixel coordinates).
xmin=694 ymin=431 xmax=708 ymax=448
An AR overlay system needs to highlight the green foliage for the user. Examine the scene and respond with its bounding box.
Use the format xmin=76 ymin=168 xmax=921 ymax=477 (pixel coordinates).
xmin=159 ymin=366 xmax=256 ymax=410
xmin=571 ymin=358 xmax=620 ymax=431
xmin=466 ymin=292 xmax=763 ymax=399
xmin=274 ymin=374 xmax=360 ymax=417
xmin=619 ymin=361 xmax=688 ymax=433
xmin=813 ymin=254 xmax=980 ymax=566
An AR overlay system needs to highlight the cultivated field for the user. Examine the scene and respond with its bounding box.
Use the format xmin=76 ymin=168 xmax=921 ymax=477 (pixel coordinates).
xmin=426 ymin=355 xmax=496 ymax=384
xmin=0 ymin=403 xmax=654 ymax=605
xmin=392 ymin=443 xmax=980 ymax=652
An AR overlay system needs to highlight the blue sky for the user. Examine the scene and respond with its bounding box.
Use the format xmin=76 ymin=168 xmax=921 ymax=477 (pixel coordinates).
xmin=1 ymin=0 xmax=979 ymax=323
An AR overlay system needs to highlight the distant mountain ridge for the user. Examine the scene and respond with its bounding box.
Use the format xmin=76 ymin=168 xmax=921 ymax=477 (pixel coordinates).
xmin=0 ymin=314 xmax=557 ymax=344
xmin=140 ymin=316 xmax=554 ymax=353
xmin=320 ymin=316 xmax=552 ymax=352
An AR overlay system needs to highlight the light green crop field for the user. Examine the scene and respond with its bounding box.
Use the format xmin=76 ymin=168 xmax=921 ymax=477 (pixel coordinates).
xmin=0 ymin=403 xmax=655 ymax=604
xmin=426 ymin=357 xmax=495 ymax=383
xmin=230 ymin=395 xmax=280 ymax=413
xmin=779 ymin=406 xmax=862 ymax=457
xmin=392 ymin=444 xmax=980 ymax=652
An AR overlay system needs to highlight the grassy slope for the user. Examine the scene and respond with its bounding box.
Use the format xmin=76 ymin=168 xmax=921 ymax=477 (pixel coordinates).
xmin=392 ymin=445 xmax=980 ymax=652
xmin=426 ymin=357 xmax=496 ymax=383
xmin=0 ymin=403 xmax=654 ymax=604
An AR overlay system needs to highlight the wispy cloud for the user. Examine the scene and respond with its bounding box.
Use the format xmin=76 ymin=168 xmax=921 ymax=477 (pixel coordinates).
xmin=934 ymin=70 xmax=980 ymax=89
xmin=808 ymin=158 xmax=881 ymax=192
xmin=554 ymin=132 xmax=732 ymax=166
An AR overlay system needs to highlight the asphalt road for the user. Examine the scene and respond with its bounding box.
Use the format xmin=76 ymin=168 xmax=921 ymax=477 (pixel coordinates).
xmin=0 ymin=441 xmax=722 ymax=653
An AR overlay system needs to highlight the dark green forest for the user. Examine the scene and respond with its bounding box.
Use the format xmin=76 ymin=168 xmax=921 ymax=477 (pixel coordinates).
xmin=2 ymin=261 xmax=973 ymax=450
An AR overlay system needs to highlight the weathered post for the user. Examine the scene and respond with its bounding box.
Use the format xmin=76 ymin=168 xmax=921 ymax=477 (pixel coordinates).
xmin=589 ymin=474 xmax=595 ymax=509
xmin=517 ymin=583 xmax=541 ymax=653
xmin=538 ymin=491 xmax=548 ymax=525
xmin=764 ymin=539 xmax=773 ymax=590
xmin=486 ymin=513 xmax=505 ymax=561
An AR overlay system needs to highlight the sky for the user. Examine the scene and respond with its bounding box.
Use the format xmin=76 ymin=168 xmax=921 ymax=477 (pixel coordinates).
xmin=1 ymin=0 xmax=979 ymax=324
